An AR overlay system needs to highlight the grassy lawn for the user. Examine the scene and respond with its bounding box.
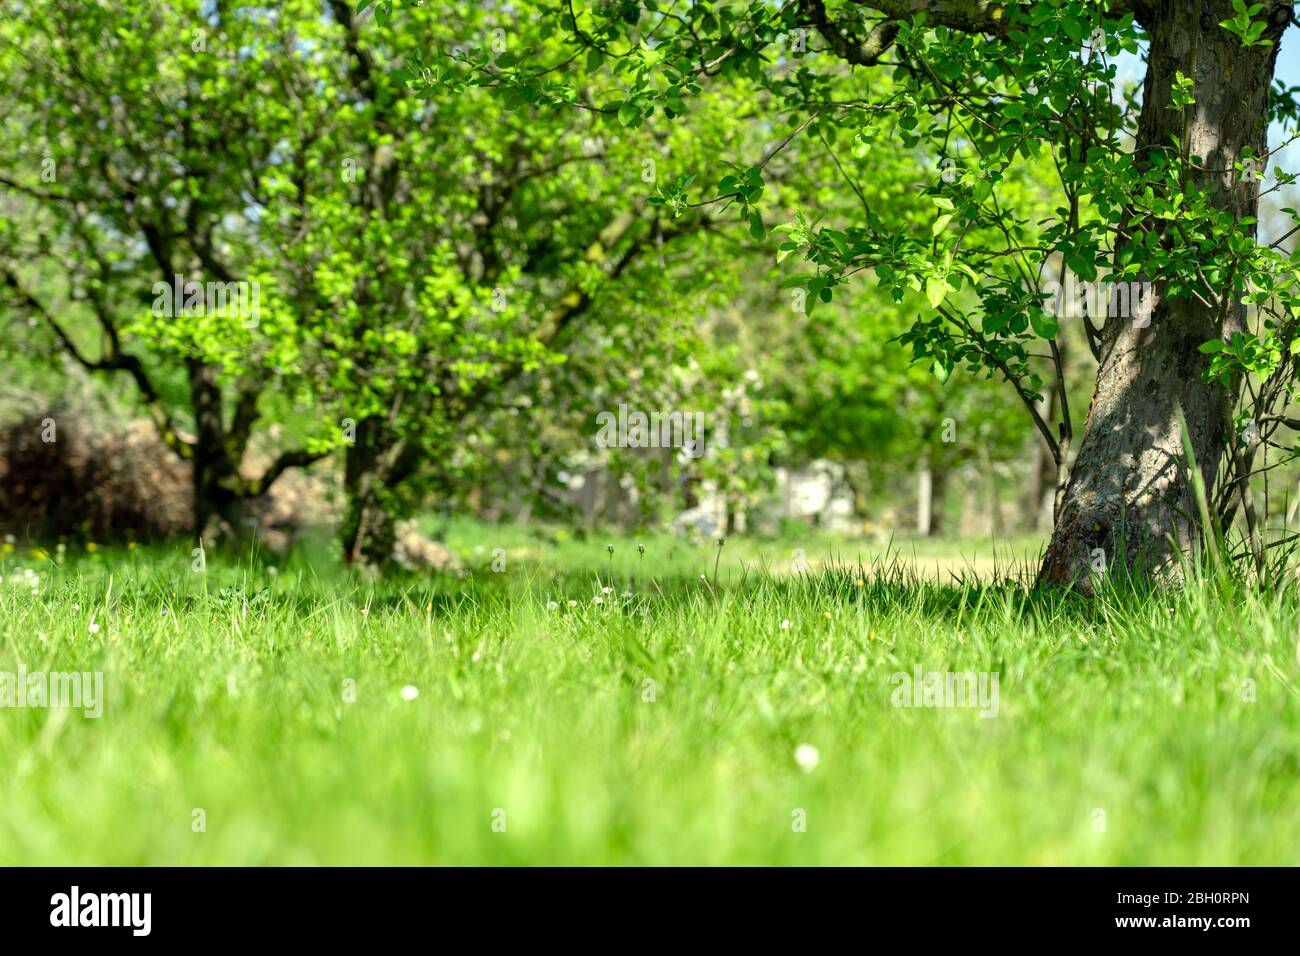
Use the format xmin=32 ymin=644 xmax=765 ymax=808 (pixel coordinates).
xmin=1 ymin=528 xmax=1297 ymax=865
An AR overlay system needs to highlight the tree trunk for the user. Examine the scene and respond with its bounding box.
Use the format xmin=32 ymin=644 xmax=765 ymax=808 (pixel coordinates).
xmin=188 ymin=359 xmax=246 ymax=544
xmin=842 ymin=460 xmax=871 ymax=521
xmin=341 ymin=492 xmax=398 ymax=566
xmin=979 ymin=444 xmax=1000 ymax=536
xmin=1038 ymin=0 xmax=1288 ymax=589
xmin=917 ymin=459 xmax=947 ymax=536
xmin=1026 ymin=430 xmax=1057 ymax=532
xmin=341 ymin=415 xmax=398 ymax=566
xmin=929 ymin=463 xmax=947 ymax=537
xmin=960 ymin=481 xmax=981 ymax=536
xmin=916 ymin=465 xmax=933 ymax=535
xmin=340 ymin=416 xmax=427 ymax=566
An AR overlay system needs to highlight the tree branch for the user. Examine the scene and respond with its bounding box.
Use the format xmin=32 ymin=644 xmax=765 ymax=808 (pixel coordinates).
xmin=799 ymin=0 xmax=901 ymax=64
xmin=245 ymin=447 xmax=330 ymax=497
xmin=1 ymin=267 xmax=194 ymax=460
xmin=857 ymin=1 xmax=1013 ymax=35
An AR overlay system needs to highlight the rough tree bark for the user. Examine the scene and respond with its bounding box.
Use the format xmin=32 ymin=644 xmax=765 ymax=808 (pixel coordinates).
xmin=1037 ymin=0 xmax=1291 ymax=589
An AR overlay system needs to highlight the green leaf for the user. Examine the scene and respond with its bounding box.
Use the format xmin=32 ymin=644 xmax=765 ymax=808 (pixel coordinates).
xmin=748 ymin=210 xmax=765 ymax=240
xmin=1030 ymin=309 xmax=1059 ymax=340
xmin=925 ymin=276 xmax=949 ymax=308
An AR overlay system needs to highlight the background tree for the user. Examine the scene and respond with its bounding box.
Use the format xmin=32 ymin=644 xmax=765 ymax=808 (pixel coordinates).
xmin=260 ymin=2 xmax=767 ymax=563
xmin=0 ymin=1 xmax=766 ymax=563
xmin=0 ymin=0 xmax=330 ymax=539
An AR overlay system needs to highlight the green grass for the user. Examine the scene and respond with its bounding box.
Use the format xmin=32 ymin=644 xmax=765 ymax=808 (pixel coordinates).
xmin=0 ymin=529 xmax=1297 ymax=865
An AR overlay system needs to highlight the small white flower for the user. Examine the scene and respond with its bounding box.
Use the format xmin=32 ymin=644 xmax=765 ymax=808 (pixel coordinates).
xmin=601 ymin=586 xmax=613 ymax=594
xmin=593 ymin=596 xmax=604 ymax=605
xmin=623 ymin=590 xmax=634 ymax=599
xmin=780 ymin=619 xmax=792 ymax=630
xmin=88 ymin=622 xmax=101 ymax=634
xmin=568 ymin=600 xmax=577 ymax=607
xmin=400 ymin=685 xmax=419 ymax=701
xmin=794 ymin=744 xmax=820 ymax=772
xmin=267 ymin=566 xmax=279 ymax=576
xmin=71 ymin=603 xmax=80 ymax=611
xmin=547 ymin=600 xmax=559 ymax=610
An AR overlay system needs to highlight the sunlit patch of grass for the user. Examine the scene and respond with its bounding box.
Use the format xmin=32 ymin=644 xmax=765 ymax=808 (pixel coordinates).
xmin=0 ymin=534 xmax=1295 ymax=865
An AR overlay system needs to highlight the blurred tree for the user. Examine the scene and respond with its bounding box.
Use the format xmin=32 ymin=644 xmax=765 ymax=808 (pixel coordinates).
xmin=0 ymin=0 xmax=760 ymax=561
xmin=0 ymin=0 xmax=329 ymax=539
